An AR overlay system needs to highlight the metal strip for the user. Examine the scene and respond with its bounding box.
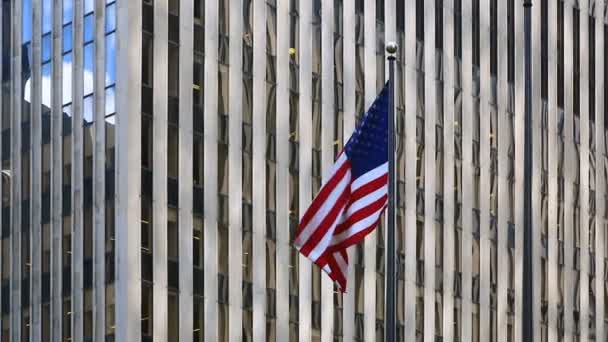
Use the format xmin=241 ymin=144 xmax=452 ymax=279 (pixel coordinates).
xmin=93 ymin=0 xmax=106 ymax=340
xmin=31 ymin=0 xmax=43 ymax=340
xmin=479 ymin=0 xmax=492 ymax=339
xmin=363 ymin=0 xmax=377 ymax=339
xmin=228 ymin=0 xmax=243 ymax=340
xmin=461 ymin=0 xmax=474 ymax=339
xmin=496 ymin=0 xmax=509 ymax=341
xmin=115 ymin=0 xmax=142 ymax=340
xmin=51 ymin=0 xmax=64 ymax=339
xmin=513 ymin=0 xmax=525 ymax=339
xmin=252 ymin=0 xmax=266 ymax=340
xmin=152 ymin=0 xmax=169 ymax=341
xmin=71 ymin=0 xmax=85 ymax=339
xmin=11 ymin=0 xmax=23 ymax=340
xmin=178 ymin=0 xmax=194 ymax=340
xmin=578 ymin=1 xmax=590 ymax=340
xmin=442 ymin=1 xmax=456 ymax=341
xmin=275 ymin=0 xmax=290 ymax=340
xmin=320 ymin=1 xmax=334 ymax=340
xmin=203 ymin=0 xmax=219 ymax=338
xmin=423 ymin=0 xmax=437 ymax=340
xmin=547 ymin=0 xmax=559 ymax=340
xmin=341 ymin=0 xmax=356 ymax=339
xmin=594 ymin=4 xmax=605 ymax=341
xmin=562 ymin=1 xmax=574 ymax=340
xmin=298 ymin=0 xmax=312 ymax=340
xmin=531 ymin=0 xmax=543 ymax=340
xmin=403 ymin=0 xmax=418 ymax=340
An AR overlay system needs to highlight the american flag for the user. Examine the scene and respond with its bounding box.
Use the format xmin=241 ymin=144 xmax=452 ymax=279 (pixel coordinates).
xmin=294 ymin=85 xmax=389 ymax=291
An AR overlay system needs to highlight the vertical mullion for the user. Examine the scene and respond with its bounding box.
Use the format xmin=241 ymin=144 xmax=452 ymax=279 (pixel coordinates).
xmin=115 ymin=0 xmax=142 ymax=340
xmin=92 ymin=0 xmax=106 ymax=340
xmin=178 ymin=0 xmax=194 ymax=340
xmin=496 ymin=0 xmax=509 ymax=341
xmin=298 ymin=0 xmax=312 ymax=340
xmin=478 ymin=0 xmax=491 ymax=338
xmin=578 ymin=2 xmax=590 ymax=340
xmin=152 ymin=0 xmax=169 ymax=341
xmin=251 ymin=0 xmax=266 ymax=340
xmin=423 ymin=0 xmax=437 ymax=340
xmin=51 ymin=0 xmax=64 ymax=339
xmin=31 ymin=0 xmax=43 ymax=340
xmin=403 ymin=0 xmax=418 ymax=341
xmin=363 ymin=1 xmax=377 ymax=340
xmin=461 ymin=0 xmax=474 ymax=339
xmin=531 ymin=0 xmax=543 ymax=340
xmin=275 ymin=0 xmax=290 ymax=340
xmin=71 ymin=0 xmax=85 ymax=339
xmin=442 ymin=1 xmax=456 ymax=341
xmin=320 ymin=1 xmax=334 ymax=341
xmin=513 ymin=0 xmax=525 ymax=339
xmin=203 ymin=0 xmax=219 ymax=339
xmin=341 ymin=0 xmax=356 ymax=339
xmin=562 ymin=1 xmax=574 ymax=341
xmin=594 ymin=4 xmax=605 ymax=341
xmin=10 ymin=0 xmax=23 ymax=340
xmin=228 ymin=0 xmax=244 ymax=340
xmin=547 ymin=0 xmax=559 ymax=340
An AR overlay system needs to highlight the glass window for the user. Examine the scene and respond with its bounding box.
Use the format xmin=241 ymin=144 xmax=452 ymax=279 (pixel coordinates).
xmin=168 ymin=126 xmax=179 ymax=179
xmin=42 ymin=33 xmax=52 ymax=62
xmin=63 ymin=24 xmax=73 ymax=53
xmin=194 ymin=218 xmax=203 ymax=268
xmin=168 ymin=294 xmax=179 ymax=339
xmin=105 ymin=86 xmax=115 ymax=116
xmin=105 ymin=33 xmax=116 ymax=86
xmin=63 ymin=52 xmax=73 ymax=105
xmin=23 ymin=0 xmax=32 ymax=43
xmin=64 ymin=0 xmax=73 ymax=24
xmin=194 ymin=136 xmax=204 ymax=187
xmin=42 ymin=0 xmax=52 ymax=33
xmin=84 ymin=43 xmax=94 ymax=96
xmin=84 ymin=14 xmax=94 ymax=43
xmin=84 ymin=0 xmax=94 ymax=14
xmin=106 ymin=4 xmax=116 ymax=33
xmin=83 ymin=95 xmax=94 ymax=124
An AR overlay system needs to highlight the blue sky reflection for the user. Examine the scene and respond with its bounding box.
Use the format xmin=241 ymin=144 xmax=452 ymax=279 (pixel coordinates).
xmin=22 ymin=1 xmax=117 ymax=119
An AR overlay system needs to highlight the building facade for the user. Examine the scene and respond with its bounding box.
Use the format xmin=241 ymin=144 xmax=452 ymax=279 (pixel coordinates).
xmin=3 ymin=0 xmax=608 ymax=341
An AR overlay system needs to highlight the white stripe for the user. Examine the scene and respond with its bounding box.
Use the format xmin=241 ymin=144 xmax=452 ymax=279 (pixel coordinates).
xmin=321 ymin=153 xmax=348 ymax=186
xmin=351 ymin=162 xmax=388 ymax=191
xmin=308 ymin=203 xmax=349 ymax=261
xmin=294 ymin=168 xmax=352 ymax=247
xmin=330 ymin=205 xmax=386 ymax=246
xmin=334 ymin=252 xmax=348 ymax=279
xmin=345 ymin=184 xmax=387 ymax=216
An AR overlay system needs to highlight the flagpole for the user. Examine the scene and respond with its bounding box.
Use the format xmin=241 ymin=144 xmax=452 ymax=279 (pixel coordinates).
xmin=385 ymin=41 xmax=397 ymax=342
xmin=522 ymin=0 xmax=534 ymax=341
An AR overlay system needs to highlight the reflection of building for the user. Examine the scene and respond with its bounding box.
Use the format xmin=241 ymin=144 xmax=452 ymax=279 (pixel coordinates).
xmin=5 ymin=0 xmax=608 ymax=342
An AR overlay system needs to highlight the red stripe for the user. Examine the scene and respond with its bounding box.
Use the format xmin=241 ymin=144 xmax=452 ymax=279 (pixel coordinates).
xmin=294 ymin=160 xmax=351 ymax=241
xmin=334 ymin=194 xmax=388 ymax=235
xmin=350 ymin=173 xmax=388 ymax=201
xmin=326 ymin=257 xmax=347 ymax=292
xmin=299 ymin=184 xmax=351 ymax=256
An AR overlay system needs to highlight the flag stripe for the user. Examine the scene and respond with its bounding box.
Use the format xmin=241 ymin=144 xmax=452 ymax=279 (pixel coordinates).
xmin=295 ymin=155 xmax=349 ymax=236
xmin=294 ymin=161 xmax=351 ymax=247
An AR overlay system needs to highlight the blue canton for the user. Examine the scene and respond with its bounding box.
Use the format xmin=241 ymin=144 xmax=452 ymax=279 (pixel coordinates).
xmin=344 ymin=83 xmax=389 ymax=179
